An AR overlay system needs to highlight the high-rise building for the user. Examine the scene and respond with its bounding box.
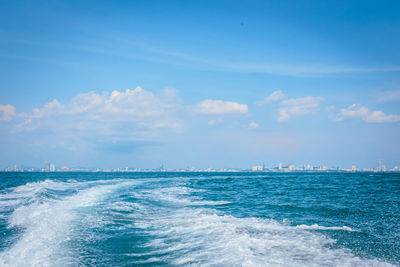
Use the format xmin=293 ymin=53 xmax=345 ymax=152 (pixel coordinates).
xmin=252 ymin=165 xmax=263 ymax=171
xmin=49 ymin=163 xmax=55 ymax=172
xmin=44 ymin=163 xmax=56 ymax=172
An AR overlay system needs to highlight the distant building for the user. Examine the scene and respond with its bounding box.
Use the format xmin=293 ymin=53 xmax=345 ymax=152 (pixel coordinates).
xmin=43 ymin=163 xmax=56 ymax=172
xmin=5 ymin=164 xmax=24 ymax=172
xmin=252 ymin=165 xmax=263 ymax=171
xmin=49 ymin=163 xmax=55 ymax=172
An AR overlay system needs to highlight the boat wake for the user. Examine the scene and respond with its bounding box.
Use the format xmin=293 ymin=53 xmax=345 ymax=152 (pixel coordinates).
xmin=0 ymin=178 xmax=395 ymax=266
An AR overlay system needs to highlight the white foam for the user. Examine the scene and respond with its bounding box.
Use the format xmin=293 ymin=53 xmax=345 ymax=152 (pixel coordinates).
xmin=0 ymin=179 xmax=134 ymax=267
xmin=132 ymin=208 xmax=394 ymax=266
xmin=0 ymin=181 xmax=395 ymax=267
xmin=295 ymin=224 xmax=356 ymax=232
xmin=137 ymin=186 xmax=230 ymax=206
xmin=127 ymin=185 xmax=395 ymax=267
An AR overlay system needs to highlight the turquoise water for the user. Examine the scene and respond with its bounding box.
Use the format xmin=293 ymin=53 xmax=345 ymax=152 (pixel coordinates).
xmin=0 ymin=172 xmax=399 ymax=266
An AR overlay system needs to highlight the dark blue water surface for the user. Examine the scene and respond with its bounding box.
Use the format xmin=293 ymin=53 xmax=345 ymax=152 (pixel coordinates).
xmin=0 ymin=172 xmax=399 ymax=266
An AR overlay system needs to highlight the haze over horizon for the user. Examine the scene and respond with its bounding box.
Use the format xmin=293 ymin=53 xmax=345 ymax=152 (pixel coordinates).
xmin=1 ymin=0 xmax=400 ymax=169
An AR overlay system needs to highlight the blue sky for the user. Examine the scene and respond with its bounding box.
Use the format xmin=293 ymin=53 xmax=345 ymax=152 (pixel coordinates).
xmin=1 ymin=0 xmax=400 ymax=169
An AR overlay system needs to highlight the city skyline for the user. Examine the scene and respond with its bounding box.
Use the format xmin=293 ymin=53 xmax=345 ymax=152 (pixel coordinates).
xmin=2 ymin=160 xmax=399 ymax=173
xmin=1 ymin=1 xmax=400 ymax=169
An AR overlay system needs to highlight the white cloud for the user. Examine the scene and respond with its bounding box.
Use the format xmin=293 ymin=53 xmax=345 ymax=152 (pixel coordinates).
xmin=248 ymin=122 xmax=259 ymax=129
xmin=69 ymin=91 xmax=104 ymax=114
xmin=15 ymin=87 xmax=182 ymax=136
xmin=22 ymin=87 xmax=178 ymax=121
xmin=278 ymin=96 xmax=324 ymax=122
xmin=338 ymin=104 xmax=400 ymax=123
xmin=0 ymin=104 xmax=16 ymax=121
xmin=104 ymin=87 xmax=164 ymax=116
xmin=66 ymin=87 xmax=170 ymax=117
xmin=378 ymin=91 xmax=400 ymax=102
xmin=257 ymin=91 xmax=285 ymax=105
xmin=31 ymin=99 xmax=62 ymax=118
xmin=195 ymin=99 xmax=248 ymax=115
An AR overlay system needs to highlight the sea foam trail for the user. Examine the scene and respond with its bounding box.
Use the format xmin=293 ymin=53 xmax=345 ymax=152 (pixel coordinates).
xmin=295 ymin=224 xmax=356 ymax=232
xmin=0 ymin=179 xmax=396 ymax=267
xmin=124 ymin=185 xmax=395 ymax=267
xmin=0 ymin=179 xmax=134 ymax=267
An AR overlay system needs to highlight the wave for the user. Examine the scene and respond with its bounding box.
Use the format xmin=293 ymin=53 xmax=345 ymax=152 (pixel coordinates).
xmin=117 ymin=185 xmax=394 ymax=266
xmin=132 ymin=186 xmax=231 ymax=207
xmin=294 ymin=224 xmax=356 ymax=231
xmin=0 ymin=179 xmax=136 ymax=267
xmin=0 ymin=180 xmax=395 ymax=267
xmin=130 ymin=208 xmax=392 ymax=266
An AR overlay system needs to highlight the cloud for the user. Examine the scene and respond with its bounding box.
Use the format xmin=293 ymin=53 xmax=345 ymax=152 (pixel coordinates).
xmin=378 ymin=91 xmax=400 ymax=102
xmin=15 ymin=87 xmax=182 ymax=137
xmin=6 ymin=36 xmax=400 ymax=77
xmin=0 ymin=104 xmax=16 ymax=121
xmin=194 ymin=99 xmax=248 ymax=115
xmin=257 ymin=91 xmax=285 ymax=105
xmin=68 ymin=87 xmax=173 ymax=117
xmin=32 ymin=99 xmax=62 ymax=118
xmin=338 ymin=104 xmax=400 ymax=123
xmin=248 ymin=122 xmax=259 ymax=129
xmin=278 ymin=96 xmax=324 ymax=122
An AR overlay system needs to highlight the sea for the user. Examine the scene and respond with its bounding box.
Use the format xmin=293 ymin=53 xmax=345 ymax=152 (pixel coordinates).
xmin=0 ymin=172 xmax=399 ymax=266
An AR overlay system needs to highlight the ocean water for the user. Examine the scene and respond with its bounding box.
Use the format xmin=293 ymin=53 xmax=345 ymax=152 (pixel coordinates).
xmin=0 ymin=172 xmax=399 ymax=266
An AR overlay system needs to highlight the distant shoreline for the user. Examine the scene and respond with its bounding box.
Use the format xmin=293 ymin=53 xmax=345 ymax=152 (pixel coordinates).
xmin=1 ymin=170 xmax=399 ymax=173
